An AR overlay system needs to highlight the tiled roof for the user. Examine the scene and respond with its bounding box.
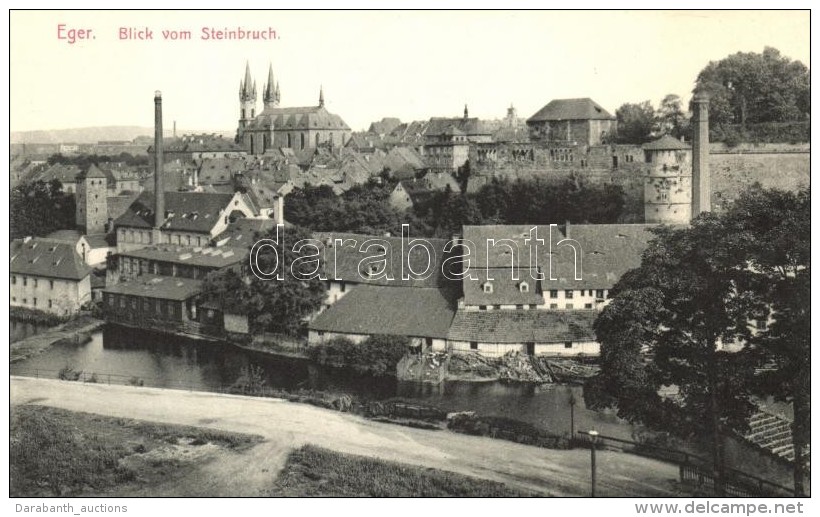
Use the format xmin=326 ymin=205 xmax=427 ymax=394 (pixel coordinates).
xmin=463 ymin=268 xmax=543 ymax=306
xmin=367 ymin=117 xmax=402 ymax=135
xmin=119 ymin=244 xmax=248 ymax=268
xmin=34 ymin=163 xmax=81 ymax=185
xmin=10 ymin=238 xmax=91 ymax=281
xmin=197 ymin=157 xmax=249 ymax=185
xmin=246 ymin=105 xmax=350 ymax=131
xmin=115 ymin=191 xmax=234 ymax=233
xmin=102 ymin=274 xmax=202 ymax=301
xmin=424 ymin=117 xmax=489 ymax=137
xmin=44 ymin=229 xmax=110 ymax=249
xmin=311 ymin=231 xmax=451 ymax=288
xmin=309 ymin=284 xmax=458 ymax=339
xmin=643 ymin=135 xmax=691 ymax=151
xmin=461 ymin=224 xmax=659 ymax=290
xmin=447 ymin=309 xmax=596 ymax=344
xmin=527 ymin=98 xmax=614 ymax=122
xmin=213 ymin=218 xmax=277 ymax=247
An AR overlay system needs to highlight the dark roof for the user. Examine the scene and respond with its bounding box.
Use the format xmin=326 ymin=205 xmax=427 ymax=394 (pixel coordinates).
xmin=102 ymin=274 xmax=202 ymax=301
xmin=461 ymin=224 xmax=658 ymax=291
xmin=424 ymin=117 xmax=489 ymax=137
xmin=197 ymin=157 xmax=249 ymax=185
xmin=107 ymin=193 xmax=141 ymax=221
xmin=312 ymin=232 xmax=451 ymax=288
xmin=10 ymin=238 xmax=92 ymax=281
xmin=44 ymin=229 xmax=110 ymax=249
xmin=642 ymin=135 xmax=691 ymax=151
xmin=115 ymin=191 xmax=234 ymax=233
xmin=118 ymin=244 xmax=248 ymax=269
xmin=309 ymin=285 xmax=458 ymax=339
xmin=447 ymin=309 xmax=596 ymax=344
xmin=80 ymin=163 xmax=108 ymax=179
xmin=34 ymin=163 xmax=81 ymax=184
xmin=527 ymin=98 xmax=614 ymax=122
xmin=246 ymin=105 xmax=350 ymax=131
xmin=463 ymin=268 xmax=543 ymax=306
xmin=367 ymin=118 xmax=402 ymax=135
xmin=149 ymin=135 xmax=244 ymax=154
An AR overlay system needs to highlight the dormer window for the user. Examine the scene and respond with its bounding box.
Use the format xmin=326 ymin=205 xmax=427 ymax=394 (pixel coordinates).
xmin=482 ymin=282 xmax=493 ymax=294
xmin=519 ymin=281 xmax=529 ymax=293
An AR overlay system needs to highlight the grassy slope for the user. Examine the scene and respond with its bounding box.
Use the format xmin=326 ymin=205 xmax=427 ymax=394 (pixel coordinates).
xmin=271 ymin=445 xmax=529 ymax=497
xmin=10 ymin=405 xmax=262 ymax=497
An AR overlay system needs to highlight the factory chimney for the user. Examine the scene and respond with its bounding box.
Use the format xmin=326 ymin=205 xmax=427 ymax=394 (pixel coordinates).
xmin=153 ymin=91 xmax=165 ymax=241
xmin=692 ymin=93 xmax=710 ymax=217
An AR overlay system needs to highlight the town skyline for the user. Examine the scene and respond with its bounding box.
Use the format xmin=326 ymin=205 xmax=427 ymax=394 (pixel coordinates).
xmin=10 ymin=10 xmax=810 ymax=133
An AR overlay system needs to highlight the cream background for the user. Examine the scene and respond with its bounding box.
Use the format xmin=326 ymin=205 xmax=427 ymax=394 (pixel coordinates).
xmin=9 ymin=10 xmax=810 ymax=133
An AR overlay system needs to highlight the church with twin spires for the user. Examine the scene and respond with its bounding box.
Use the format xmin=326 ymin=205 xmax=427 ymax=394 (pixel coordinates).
xmin=235 ymin=62 xmax=351 ymax=155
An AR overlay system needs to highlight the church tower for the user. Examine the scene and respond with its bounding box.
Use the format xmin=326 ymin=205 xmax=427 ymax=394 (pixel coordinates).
xmin=642 ymin=135 xmax=692 ymax=224
xmin=238 ymin=62 xmax=257 ymax=136
xmin=76 ymin=164 xmax=109 ymax=235
xmin=263 ymin=63 xmax=279 ymax=110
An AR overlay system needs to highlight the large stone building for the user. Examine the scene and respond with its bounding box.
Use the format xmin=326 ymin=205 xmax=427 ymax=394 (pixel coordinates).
xmin=527 ymin=98 xmax=617 ymax=146
xmin=10 ymin=237 xmax=92 ymax=315
xmin=236 ymin=63 xmax=351 ymax=155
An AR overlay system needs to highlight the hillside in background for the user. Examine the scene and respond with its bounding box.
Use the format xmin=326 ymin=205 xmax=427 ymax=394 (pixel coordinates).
xmin=10 ymin=126 xmax=234 ymax=144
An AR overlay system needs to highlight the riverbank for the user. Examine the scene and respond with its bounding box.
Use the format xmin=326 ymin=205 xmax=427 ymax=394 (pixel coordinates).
xmin=10 ymin=315 xmax=105 ymax=364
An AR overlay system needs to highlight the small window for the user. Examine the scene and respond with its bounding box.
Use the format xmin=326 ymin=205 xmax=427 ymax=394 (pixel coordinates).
xmin=596 ymin=289 xmax=605 ymax=299
xmin=22 ymin=298 xmax=27 ymax=305
xmin=340 ymin=282 xmax=346 ymax=293
xmin=33 ymin=278 xmax=38 ymax=288
xmin=479 ymin=305 xmax=487 ymax=311
xmin=550 ymin=303 xmax=558 ymax=309
xmin=50 ymin=280 xmax=54 ymax=289
xmin=470 ymin=342 xmax=478 ymax=350
xmin=564 ymin=342 xmax=573 ymax=349
xmin=482 ymin=282 xmax=493 ymax=294
xmin=585 ymin=303 xmax=593 ymax=309
xmin=565 ymin=290 xmax=574 ymax=299
xmin=529 ymin=304 xmax=538 ymax=309
xmin=519 ymin=281 xmax=529 ymax=293
xmin=566 ymin=303 xmax=574 ymax=310
xmin=11 ymin=276 xmax=16 ymax=285
xmin=33 ymin=297 xmax=37 ymax=307
xmin=48 ymin=299 xmax=53 ymax=309
xmin=516 ymin=304 xmax=524 ymax=310
xmin=549 ymin=290 xmax=558 ymax=299
xmin=494 ymin=305 xmax=501 ymax=310
xmin=756 ymin=319 xmax=768 ymax=331
xmin=23 ymin=277 xmax=27 ymax=287
xmin=120 ymin=297 xmax=126 ymax=308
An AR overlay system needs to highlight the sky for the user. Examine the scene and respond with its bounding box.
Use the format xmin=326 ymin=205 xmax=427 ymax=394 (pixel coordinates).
xmin=9 ymin=10 xmax=810 ymax=133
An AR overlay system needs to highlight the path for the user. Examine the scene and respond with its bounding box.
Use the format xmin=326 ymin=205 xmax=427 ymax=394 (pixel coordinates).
xmin=11 ymin=376 xmax=685 ymax=496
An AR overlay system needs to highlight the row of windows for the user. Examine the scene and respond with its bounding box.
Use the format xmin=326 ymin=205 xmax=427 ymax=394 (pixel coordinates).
xmin=548 ymin=289 xmax=606 ymax=299
xmin=11 ymin=296 xmax=55 ymax=309
xmin=11 ymin=276 xmax=56 ymax=289
xmin=105 ymin=294 xmax=178 ymax=317
xmin=477 ymin=303 xmax=594 ymax=311
xmin=469 ymin=341 xmax=574 ymax=350
xmin=120 ymin=230 xmax=207 ymax=247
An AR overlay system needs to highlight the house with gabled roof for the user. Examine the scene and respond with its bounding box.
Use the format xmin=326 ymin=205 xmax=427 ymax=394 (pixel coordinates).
xmin=10 ymin=237 xmax=93 ymax=315
xmin=527 ymin=98 xmax=617 ymax=146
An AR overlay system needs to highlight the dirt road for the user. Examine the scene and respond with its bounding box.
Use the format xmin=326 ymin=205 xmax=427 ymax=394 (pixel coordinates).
xmin=11 ymin=376 xmax=684 ymax=497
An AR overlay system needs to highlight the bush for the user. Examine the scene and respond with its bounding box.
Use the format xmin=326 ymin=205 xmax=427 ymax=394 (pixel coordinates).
xmin=446 ymin=412 xmax=570 ymax=449
xmin=307 ymin=335 xmax=410 ymax=376
xmin=127 ymin=376 xmax=144 ymax=387
xmin=57 ymin=366 xmax=81 ymax=381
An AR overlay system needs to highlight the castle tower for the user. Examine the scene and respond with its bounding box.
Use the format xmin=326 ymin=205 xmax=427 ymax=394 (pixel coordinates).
xmin=238 ymin=62 xmax=257 ymax=134
xmin=643 ymin=135 xmax=692 ymax=224
xmin=692 ymin=93 xmax=711 ymax=217
xmin=263 ymin=63 xmax=278 ymax=109
xmin=75 ymin=164 xmax=109 ymax=235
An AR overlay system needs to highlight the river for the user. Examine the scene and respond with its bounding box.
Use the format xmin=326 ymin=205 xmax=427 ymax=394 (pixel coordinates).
xmin=10 ymin=325 xmax=638 ymax=440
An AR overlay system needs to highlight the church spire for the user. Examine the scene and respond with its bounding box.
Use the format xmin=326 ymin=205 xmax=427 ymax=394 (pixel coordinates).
xmin=263 ymin=63 xmax=277 ymax=108
xmin=464 ymin=104 xmax=469 ymax=119
xmin=319 ymin=85 xmax=325 ymax=107
xmin=239 ymin=61 xmax=256 ymax=102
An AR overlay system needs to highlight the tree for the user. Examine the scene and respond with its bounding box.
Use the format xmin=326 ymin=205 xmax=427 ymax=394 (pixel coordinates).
xmin=201 ymin=225 xmax=326 ymax=336
xmin=693 ymin=47 xmax=810 ymax=126
xmin=585 ymin=215 xmax=765 ymax=493
xmin=10 ymin=180 xmax=76 ymax=240
xmin=614 ymin=101 xmax=656 ymax=144
xmin=656 ymin=94 xmax=688 ymax=139
xmin=722 ymin=186 xmax=810 ymax=495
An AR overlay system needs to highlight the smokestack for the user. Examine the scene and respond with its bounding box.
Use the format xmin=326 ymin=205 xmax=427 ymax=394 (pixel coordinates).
xmin=692 ymin=93 xmax=710 ymax=217
xmin=173 ymin=120 xmax=177 ymax=138
xmin=154 ymin=91 xmax=165 ymax=231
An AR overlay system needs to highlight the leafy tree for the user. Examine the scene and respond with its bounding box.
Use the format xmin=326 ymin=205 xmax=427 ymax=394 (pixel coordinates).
xmin=722 ymin=186 xmax=810 ymax=495
xmin=614 ymin=101 xmax=656 ymax=144
xmin=656 ymin=94 xmax=688 ymax=139
xmin=693 ymin=47 xmax=810 ymax=126
xmin=585 ymin=215 xmax=766 ymax=494
xmin=10 ymin=180 xmax=76 ymax=240
xmin=201 ymin=225 xmax=326 ymax=336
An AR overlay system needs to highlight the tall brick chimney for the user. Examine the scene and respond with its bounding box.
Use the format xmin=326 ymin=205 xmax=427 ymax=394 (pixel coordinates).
xmin=692 ymin=93 xmax=710 ymax=217
xmin=153 ymin=91 xmax=165 ymax=239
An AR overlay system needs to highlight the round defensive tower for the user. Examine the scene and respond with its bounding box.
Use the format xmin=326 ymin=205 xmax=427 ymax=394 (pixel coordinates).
xmin=643 ymin=134 xmax=692 ymax=224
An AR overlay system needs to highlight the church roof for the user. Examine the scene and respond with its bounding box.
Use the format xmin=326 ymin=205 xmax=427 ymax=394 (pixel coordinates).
xmin=246 ymin=105 xmax=350 ymax=132
xmin=528 ymin=98 xmax=615 ymax=122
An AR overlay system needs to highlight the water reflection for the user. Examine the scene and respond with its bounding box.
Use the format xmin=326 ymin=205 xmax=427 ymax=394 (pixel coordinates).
xmin=11 ymin=325 xmax=637 ymax=440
